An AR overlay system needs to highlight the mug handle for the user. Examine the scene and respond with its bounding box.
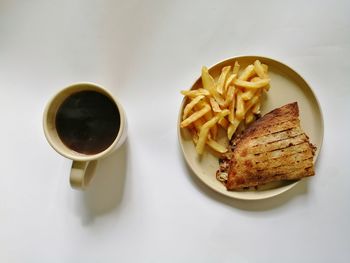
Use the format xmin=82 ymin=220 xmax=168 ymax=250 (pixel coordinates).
xmin=70 ymin=161 xmax=95 ymax=189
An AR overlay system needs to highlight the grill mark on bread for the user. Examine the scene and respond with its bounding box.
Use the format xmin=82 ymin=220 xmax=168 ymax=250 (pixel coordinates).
xmin=236 ymin=120 xmax=300 ymax=144
xmin=247 ymin=127 xmax=302 ymax=146
xmin=248 ymin=122 xmax=298 ymax=140
xmin=254 ymin=161 xmax=314 ymax=175
xmin=251 ymin=132 xmax=304 ymax=147
xmin=256 ymin=151 xmax=309 ymax=164
xmin=255 ymin=157 xmax=313 ymax=171
xmin=253 ymin=141 xmax=310 ymax=156
xmin=265 ymin=157 xmax=314 ymax=170
xmin=248 ymin=134 xmax=307 ymax=155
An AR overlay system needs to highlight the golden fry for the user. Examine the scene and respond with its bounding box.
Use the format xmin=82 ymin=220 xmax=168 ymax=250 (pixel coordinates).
xmin=223 ymin=84 xmax=236 ymax=108
xmin=210 ymin=123 xmax=218 ymax=140
xmin=181 ymin=104 xmax=211 ymax=128
xmin=245 ymin=110 xmax=255 ymax=125
xmin=262 ymin=64 xmax=269 ymax=91
xmin=201 ymin=66 xmax=215 ymax=91
xmin=235 ymin=90 xmax=245 ymax=120
xmin=196 ymin=110 xmax=229 ymax=154
xmin=252 ymin=101 xmax=261 ymax=114
xmin=228 ymin=91 xmax=236 ymax=124
xmin=214 ymin=93 xmax=225 ymax=106
xmin=218 ymin=117 xmax=229 ymax=129
xmin=234 ymin=78 xmax=270 ymax=89
xmin=238 ymin=64 xmax=255 ymax=81
xmin=254 ymin=60 xmax=267 ymax=79
xmin=193 ymin=118 xmax=205 ymax=131
xmin=224 ymin=73 xmax=237 ymax=94
xmin=241 ymin=77 xmax=260 ymax=101
xmin=201 ymin=106 xmax=218 ymax=139
xmin=183 ymin=95 xmax=205 ymax=120
xmin=209 ymin=97 xmax=221 ymax=113
xmin=262 ymin=64 xmax=268 ymax=73
xmin=227 ymin=118 xmax=241 ymax=140
xmin=216 ymin=66 xmax=231 ymax=95
xmin=206 ymin=138 xmax=227 ymax=153
xmin=233 ymin=61 xmax=240 ymax=74
xmin=202 ymin=66 xmax=225 ymax=105
xmin=241 ymin=90 xmax=257 ymax=100
xmin=243 ymin=94 xmax=260 ymax=117
xmin=181 ymin=89 xmax=210 ymax=98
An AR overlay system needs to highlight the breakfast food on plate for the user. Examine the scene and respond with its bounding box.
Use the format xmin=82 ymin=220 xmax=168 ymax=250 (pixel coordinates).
xmin=216 ymin=102 xmax=317 ymax=190
xmin=180 ymin=60 xmax=271 ymax=155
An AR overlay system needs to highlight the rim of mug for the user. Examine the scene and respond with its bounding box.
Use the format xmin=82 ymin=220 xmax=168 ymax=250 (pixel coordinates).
xmin=43 ymin=82 xmax=125 ymax=162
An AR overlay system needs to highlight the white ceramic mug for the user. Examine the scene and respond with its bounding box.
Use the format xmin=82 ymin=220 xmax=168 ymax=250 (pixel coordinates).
xmin=43 ymin=83 xmax=127 ymax=189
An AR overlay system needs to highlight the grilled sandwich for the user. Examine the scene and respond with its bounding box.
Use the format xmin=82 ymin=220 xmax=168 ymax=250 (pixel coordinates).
xmin=217 ymin=102 xmax=317 ymax=190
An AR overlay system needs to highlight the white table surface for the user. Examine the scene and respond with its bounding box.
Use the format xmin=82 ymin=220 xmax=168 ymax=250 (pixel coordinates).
xmin=1 ymin=0 xmax=350 ymax=262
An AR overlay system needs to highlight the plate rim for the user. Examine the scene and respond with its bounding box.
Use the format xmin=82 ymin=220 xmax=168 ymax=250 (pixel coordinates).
xmin=177 ymin=55 xmax=324 ymax=201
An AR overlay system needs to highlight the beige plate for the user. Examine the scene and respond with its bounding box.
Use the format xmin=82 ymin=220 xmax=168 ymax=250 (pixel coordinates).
xmin=178 ymin=56 xmax=324 ymax=200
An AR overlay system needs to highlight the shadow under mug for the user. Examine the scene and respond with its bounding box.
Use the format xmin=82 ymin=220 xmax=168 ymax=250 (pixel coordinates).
xmin=43 ymin=83 xmax=127 ymax=190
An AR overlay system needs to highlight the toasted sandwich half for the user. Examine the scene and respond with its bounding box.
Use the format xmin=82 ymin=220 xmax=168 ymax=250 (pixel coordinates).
xmin=218 ymin=102 xmax=317 ymax=190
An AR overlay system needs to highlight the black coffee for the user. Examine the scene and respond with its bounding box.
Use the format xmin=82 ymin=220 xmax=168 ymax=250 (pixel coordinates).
xmin=55 ymin=90 xmax=120 ymax=155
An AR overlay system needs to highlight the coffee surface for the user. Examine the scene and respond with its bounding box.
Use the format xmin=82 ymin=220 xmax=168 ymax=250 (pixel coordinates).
xmin=56 ymin=90 xmax=120 ymax=154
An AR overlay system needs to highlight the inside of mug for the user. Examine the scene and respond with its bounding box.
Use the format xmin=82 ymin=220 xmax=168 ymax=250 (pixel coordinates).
xmin=44 ymin=83 xmax=122 ymax=161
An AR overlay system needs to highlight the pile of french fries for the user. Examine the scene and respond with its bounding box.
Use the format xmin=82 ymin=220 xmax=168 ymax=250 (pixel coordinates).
xmin=180 ymin=60 xmax=270 ymax=155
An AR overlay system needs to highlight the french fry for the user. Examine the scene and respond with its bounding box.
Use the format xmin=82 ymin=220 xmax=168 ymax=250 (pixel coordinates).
xmin=261 ymin=63 xmax=270 ymax=91
xmin=192 ymin=133 xmax=199 ymax=144
xmin=196 ymin=100 xmax=209 ymax=109
xmin=201 ymin=106 xmax=218 ymax=139
xmin=235 ymin=91 xmax=245 ymax=120
xmin=245 ymin=110 xmax=255 ymax=125
xmin=238 ymin=64 xmax=255 ymax=80
xmin=196 ymin=110 xmax=229 ymax=154
xmin=234 ymin=78 xmax=270 ymax=89
xmin=251 ymin=76 xmax=262 ymax=82
xmin=183 ymin=95 xmax=205 ymax=120
xmin=243 ymin=93 xmax=260 ymax=117
xmin=224 ymin=73 xmax=237 ymax=94
xmin=233 ymin=61 xmax=240 ymax=74
xmin=181 ymin=89 xmax=210 ymax=98
xmin=202 ymin=66 xmax=225 ymax=105
xmin=241 ymin=77 xmax=260 ymax=101
xmin=228 ymin=90 xmax=236 ymax=124
xmin=181 ymin=104 xmax=211 ymax=128
xmin=216 ymin=66 xmax=231 ymax=94
xmin=201 ymin=66 xmax=215 ymax=91
xmin=254 ymin=60 xmax=267 ymax=79
xmin=252 ymin=101 xmax=261 ymax=114
xmin=206 ymin=138 xmax=227 ymax=153
xmin=223 ymin=84 xmax=236 ymax=107
xmin=262 ymin=64 xmax=268 ymax=73
xmin=210 ymin=123 xmax=218 ymax=140
xmin=193 ymin=118 xmax=205 ymax=131
xmin=227 ymin=118 xmax=241 ymax=140
xmin=218 ymin=117 xmax=229 ymax=129
xmin=209 ymin=97 xmax=221 ymax=113
xmin=241 ymin=90 xmax=257 ymax=100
